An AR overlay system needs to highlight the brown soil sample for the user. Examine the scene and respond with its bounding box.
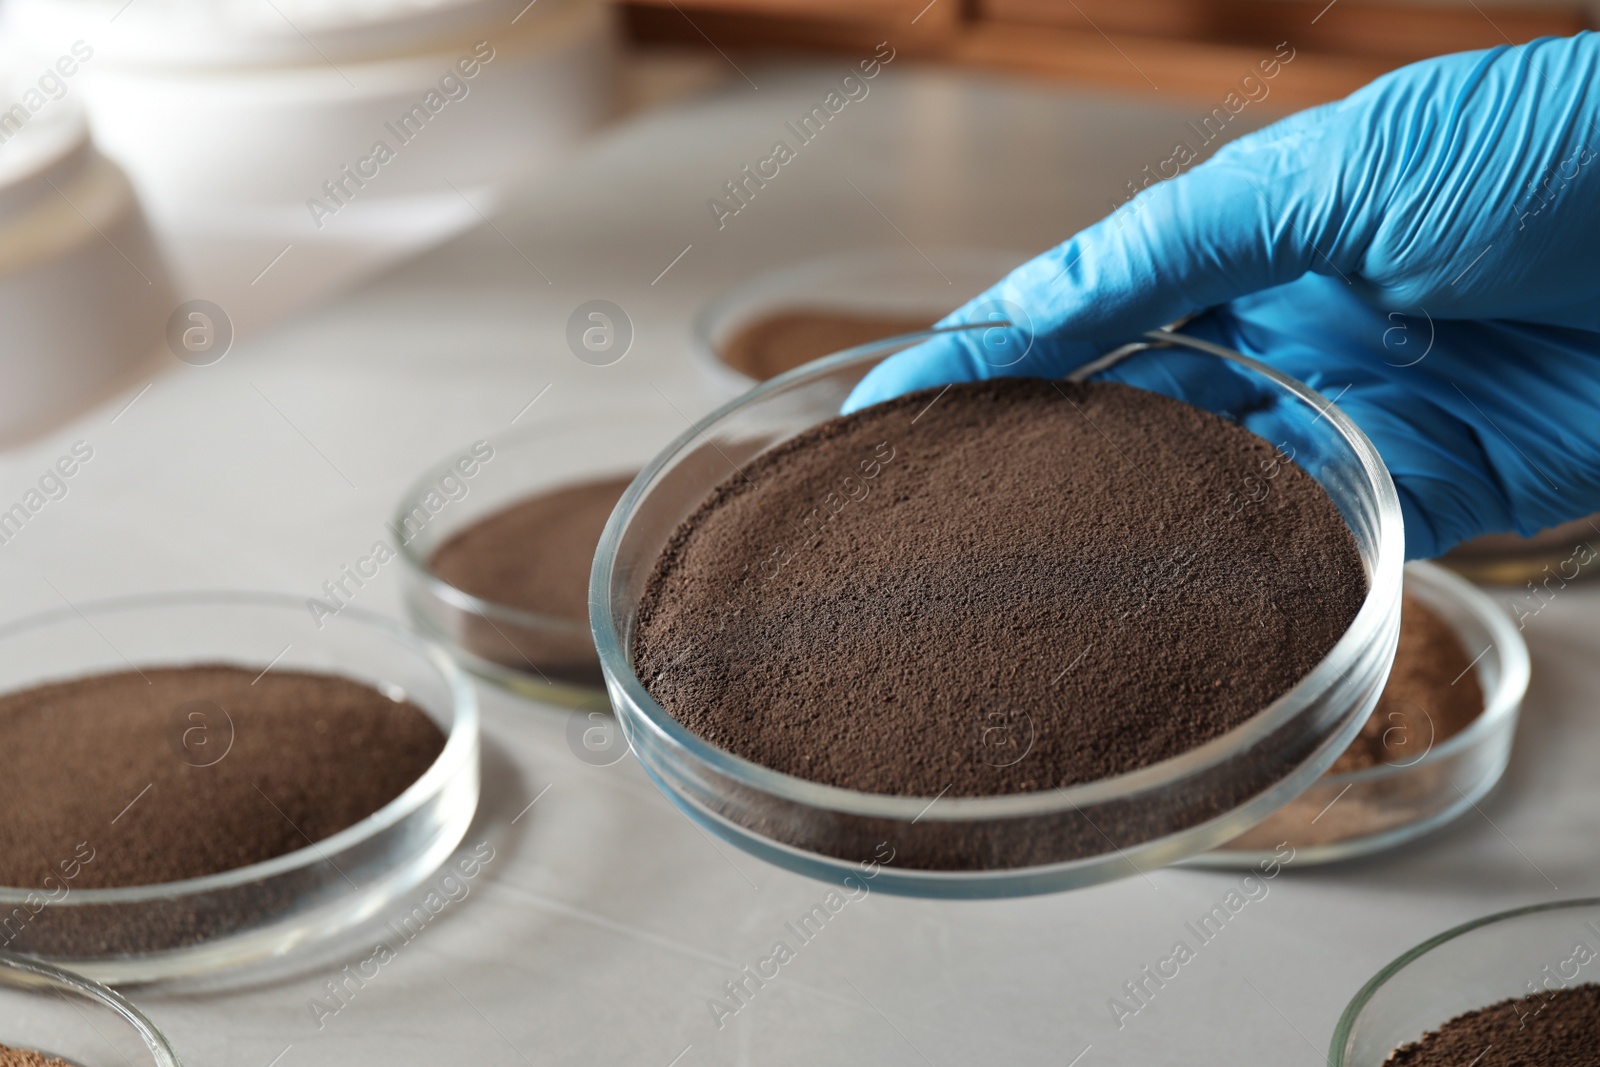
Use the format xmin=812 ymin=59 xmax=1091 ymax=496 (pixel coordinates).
xmin=1387 ymin=983 xmax=1600 ymax=1065
xmin=718 ymin=309 xmax=932 ymax=381
xmin=432 ymin=476 xmax=631 ymax=621
xmin=428 ymin=475 xmax=632 ymax=685
xmin=634 ymin=378 xmax=1366 ymax=798
xmin=0 ymin=665 xmax=444 ymax=889
xmin=0 ymin=1047 xmax=71 ymax=1067
xmin=1443 ymin=512 xmax=1600 ymax=585
xmin=1217 ymin=586 xmax=1491 ymax=852
xmin=1328 ymin=592 xmax=1484 ymax=774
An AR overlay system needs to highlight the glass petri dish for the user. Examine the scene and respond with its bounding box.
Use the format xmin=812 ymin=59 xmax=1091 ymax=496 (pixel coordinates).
xmin=591 ymin=327 xmax=1405 ymax=898
xmin=1331 ymin=898 xmax=1600 ymax=1065
xmin=1188 ymin=559 xmax=1528 ymax=866
xmin=0 ymin=950 xmax=181 ymax=1065
xmin=396 ymin=411 xmax=686 ymax=705
xmin=691 ymin=246 xmax=1025 ymax=396
xmin=0 ymin=592 xmax=478 ymax=983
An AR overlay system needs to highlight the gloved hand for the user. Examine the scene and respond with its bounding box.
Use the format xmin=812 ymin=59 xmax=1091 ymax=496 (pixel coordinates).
xmin=845 ymin=34 xmax=1600 ymax=560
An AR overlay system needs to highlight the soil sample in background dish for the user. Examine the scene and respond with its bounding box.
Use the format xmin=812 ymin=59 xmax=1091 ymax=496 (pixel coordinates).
xmin=0 ymin=1046 xmax=71 ymax=1067
xmin=428 ymin=474 xmax=633 ymax=685
xmin=1215 ymin=589 xmax=1488 ymax=853
xmin=634 ymin=378 xmax=1366 ymax=798
xmin=1327 ymin=592 xmax=1483 ymax=774
xmin=1387 ymin=983 xmax=1600 ymax=1065
xmin=1443 ymin=511 xmax=1600 ymax=585
xmin=719 ymin=309 xmax=932 ymax=381
xmin=0 ymin=665 xmax=443 ymax=890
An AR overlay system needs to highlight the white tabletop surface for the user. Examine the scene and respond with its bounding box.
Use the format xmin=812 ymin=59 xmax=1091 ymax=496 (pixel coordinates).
xmin=4 ymin=57 xmax=1599 ymax=1067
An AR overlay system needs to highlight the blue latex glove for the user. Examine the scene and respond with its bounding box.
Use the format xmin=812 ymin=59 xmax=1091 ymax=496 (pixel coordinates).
xmin=845 ymin=34 xmax=1600 ymax=560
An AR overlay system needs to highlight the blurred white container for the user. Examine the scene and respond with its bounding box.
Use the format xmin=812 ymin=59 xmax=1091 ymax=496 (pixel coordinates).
xmin=3 ymin=0 xmax=616 ymax=322
xmin=0 ymin=91 xmax=173 ymax=443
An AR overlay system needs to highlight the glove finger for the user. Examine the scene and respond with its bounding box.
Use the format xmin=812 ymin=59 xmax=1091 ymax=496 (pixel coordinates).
xmin=843 ymin=253 xmax=1102 ymax=413
xmin=1209 ymin=273 xmax=1600 ymax=559
xmin=846 ymin=106 xmax=1356 ymax=414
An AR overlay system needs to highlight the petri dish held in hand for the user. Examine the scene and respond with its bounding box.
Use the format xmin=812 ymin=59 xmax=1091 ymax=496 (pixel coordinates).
xmin=591 ymin=327 xmax=1405 ymax=898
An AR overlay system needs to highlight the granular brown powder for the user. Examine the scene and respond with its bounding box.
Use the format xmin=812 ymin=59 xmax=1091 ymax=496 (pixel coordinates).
xmin=1387 ymin=983 xmax=1600 ymax=1065
xmin=718 ymin=309 xmax=932 ymax=381
xmin=634 ymin=378 xmax=1367 ymax=797
xmin=1329 ymin=591 xmax=1484 ymax=773
xmin=1214 ymin=586 xmax=1489 ymax=852
xmin=428 ymin=475 xmax=633 ymax=684
xmin=0 ymin=665 xmax=444 ymax=889
xmin=0 ymin=1046 xmax=71 ymax=1067
xmin=432 ymin=475 xmax=631 ymax=622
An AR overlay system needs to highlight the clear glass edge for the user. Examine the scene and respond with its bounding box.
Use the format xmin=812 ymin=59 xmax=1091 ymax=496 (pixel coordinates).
xmin=1327 ymin=897 xmax=1600 ymax=1066
xmin=687 ymin=245 xmax=1029 ymax=393
xmin=0 ymin=590 xmax=479 ymax=906
xmin=392 ymin=412 xmax=651 ymax=638
xmin=590 ymin=324 xmax=1407 ymax=821
xmin=0 ymin=947 xmax=184 ymax=1065
xmin=1218 ymin=558 xmax=1529 ymax=800
xmin=1316 ymin=560 xmax=1529 ymax=786
xmin=1183 ymin=561 xmax=1528 ymax=868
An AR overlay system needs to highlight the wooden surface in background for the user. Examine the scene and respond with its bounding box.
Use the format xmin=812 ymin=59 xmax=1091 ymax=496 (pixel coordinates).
xmin=620 ymin=0 xmax=1589 ymax=109
xmin=984 ymin=0 xmax=1587 ymax=63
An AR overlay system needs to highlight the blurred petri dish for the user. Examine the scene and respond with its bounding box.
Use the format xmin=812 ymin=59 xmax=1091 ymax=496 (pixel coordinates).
xmin=692 ymin=246 xmax=1024 ymax=396
xmin=397 ymin=410 xmax=686 ymax=705
xmin=0 ymin=950 xmax=182 ymax=1065
xmin=1189 ymin=560 xmax=1528 ymax=866
xmin=0 ymin=592 xmax=477 ymax=983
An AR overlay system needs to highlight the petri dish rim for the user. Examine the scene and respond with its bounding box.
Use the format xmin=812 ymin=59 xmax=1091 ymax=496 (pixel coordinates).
xmin=394 ymin=411 xmax=687 ymax=705
xmin=1329 ymin=897 xmax=1600 ymax=1066
xmin=591 ymin=324 xmax=1405 ymax=822
xmin=393 ymin=413 xmax=662 ymax=641
xmin=0 ymin=589 xmax=478 ymax=908
xmin=1309 ymin=561 xmax=1527 ymax=788
xmin=1185 ymin=558 xmax=1530 ymax=866
xmin=688 ymin=245 xmax=1027 ymax=393
xmin=0 ymin=948 xmax=183 ymax=1066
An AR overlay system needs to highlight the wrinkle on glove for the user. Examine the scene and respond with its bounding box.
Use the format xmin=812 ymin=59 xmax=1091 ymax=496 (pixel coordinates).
xmin=845 ymin=34 xmax=1600 ymax=558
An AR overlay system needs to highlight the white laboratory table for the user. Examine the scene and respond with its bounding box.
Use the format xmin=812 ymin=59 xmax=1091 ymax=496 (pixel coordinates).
xmin=2 ymin=58 xmax=1597 ymax=1067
